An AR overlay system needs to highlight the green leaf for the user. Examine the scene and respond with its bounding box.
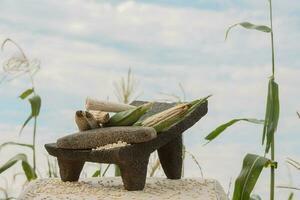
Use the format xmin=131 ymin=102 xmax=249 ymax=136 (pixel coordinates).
xmin=19 ymin=94 xmax=41 ymax=135
xmin=225 ymin=22 xmax=272 ymax=40
xmin=92 ymin=170 xmax=101 ymax=177
xmin=19 ymin=115 xmax=33 ymax=135
xmin=29 ymin=95 xmax=41 ymax=117
xmin=288 ymin=193 xmax=294 ymax=200
xmin=19 ymin=88 xmax=34 ymax=99
xmin=115 ymin=165 xmax=121 ymax=176
xmin=262 ymin=78 xmax=280 ymax=153
xmin=205 ymin=118 xmax=264 ymax=142
xmin=297 ymin=112 xmax=300 ymax=119
xmin=232 ymin=154 xmax=271 ymax=200
xmin=0 ymin=153 xmax=36 ymax=181
xmin=0 ymin=154 xmax=27 ymax=174
xmin=108 ymin=102 xmax=153 ymax=126
xmin=21 ymin=161 xmax=37 ymax=181
xmin=0 ymin=142 xmax=33 ymax=151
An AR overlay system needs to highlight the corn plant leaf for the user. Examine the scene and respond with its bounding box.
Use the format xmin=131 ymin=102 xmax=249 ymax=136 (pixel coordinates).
xmin=92 ymin=170 xmax=101 ymax=177
xmin=0 ymin=153 xmax=36 ymax=181
xmin=115 ymin=165 xmax=121 ymax=176
xmin=205 ymin=118 xmax=264 ymax=142
xmin=29 ymin=95 xmax=41 ymax=117
xmin=0 ymin=154 xmax=26 ymax=173
xmin=262 ymin=78 xmax=280 ymax=153
xmin=19 ymin=94 xmax=41 ymax=135
xmin=19 ymin=88 xmax=34 ymax=100
xmin=0 ymin=142 xmax=33 ymax=151
xmin=108 ymin=102 xmax=152 ymax=126
xmin=21 ymin=160 xmax=37 ymax=181
xmin=19 ymin=115 xmax=33 ymax=135
xmin=225 ymin=22 xmax=272 ymax=40
xmin=288 ymin=193 xmax=294 ymax=200
xmin=232 ymin=154 xmax=271 ymax=200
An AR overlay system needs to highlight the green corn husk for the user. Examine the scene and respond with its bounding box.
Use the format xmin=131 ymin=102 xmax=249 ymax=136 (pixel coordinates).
xmin=136 ymin=95 xmax=210 ymax=133
xmin=107 ymin=102 xmax=153 ymax=126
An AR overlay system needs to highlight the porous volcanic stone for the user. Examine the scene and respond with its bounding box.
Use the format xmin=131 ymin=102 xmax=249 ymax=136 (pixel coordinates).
xmin=57 ymin=126 xmax=157 ymax=149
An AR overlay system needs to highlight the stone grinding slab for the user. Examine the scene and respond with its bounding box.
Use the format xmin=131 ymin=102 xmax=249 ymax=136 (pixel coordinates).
xmin=18 ymin=177 xmax=228 ymax=200
xmin=57 ymin=127 xmax=157 ymax=149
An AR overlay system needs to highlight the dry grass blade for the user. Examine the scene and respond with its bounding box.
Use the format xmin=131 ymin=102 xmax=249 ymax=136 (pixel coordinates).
xmin=114 ymin=68 xmax=139 ymax=104
xmin=286 ymin=158 xmax=300 ymax=170
xmin=277 ymin=185 xmax=300 ymax=191
xmin=184 ymin=150 xmax=204 ymax=178
xmin=1 ymin=39 xmax=40 ymax=83
xmin=149 ymin=158 xmax=161 ymax=177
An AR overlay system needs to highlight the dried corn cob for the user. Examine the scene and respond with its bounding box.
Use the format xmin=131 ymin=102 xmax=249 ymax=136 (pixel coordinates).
xmin=107 ymin=102 xmax=153 ymax=126
xmin=86 ymin=98 xmax=136 ymax=112
xmin=75 ymin=111 xmax=91 ymax=131
xmin=88 ymin=110 xmax=110 ymax=124
xmin=85 ymin=111 xmax=100 ymax=129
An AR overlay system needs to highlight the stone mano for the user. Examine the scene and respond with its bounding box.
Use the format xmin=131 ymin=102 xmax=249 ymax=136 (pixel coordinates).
xmin=45 ymin=100 xmax=208 ymax=191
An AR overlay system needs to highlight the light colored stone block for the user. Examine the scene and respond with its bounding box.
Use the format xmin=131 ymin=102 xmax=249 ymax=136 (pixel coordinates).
xmin=19 ymin=177 xmax=228 ymax=200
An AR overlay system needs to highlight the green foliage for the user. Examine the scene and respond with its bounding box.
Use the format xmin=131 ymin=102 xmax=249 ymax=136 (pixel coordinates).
xmin=92 ymin=170 xmax=101 ymax=177
xmin=114 ymin=166 xmax=121 ymax=177
xmin=19 ymin=88 xmax=34 ymax=100
xmin=262 ymin=77 xmax=280 ymax=153
xmin=232 ymin=154 xmax=271 ymax=200
xmin=0 ymin=142 xmax=33 ymax=151
xmin=0 ymin=154 xmax=36 ymax=181
xmin=0 ymin=39 xmax=41 ymax=187
xmin=108 ymin=102 xmax=153 ymax=126
xmin=288 ymin=193 xmax=294 ymax=200
xmin=205 ymin=118 xmax=263 ymax=142
xmin=225 ymin=22 xmax=271 ymax=40
xmin=46 ymin=156 xmax=58 ymax=178
xmin=19 ymin=92 xmax=42 ymax=135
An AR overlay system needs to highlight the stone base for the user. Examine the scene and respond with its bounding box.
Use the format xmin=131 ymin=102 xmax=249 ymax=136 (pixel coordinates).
xmin=19 ymin=177 xmax=228 ymax=200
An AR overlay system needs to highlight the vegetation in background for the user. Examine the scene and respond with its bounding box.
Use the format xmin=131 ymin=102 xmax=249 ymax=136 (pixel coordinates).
xmin=0 ymin=39 xmax=41 ymax=184
xmin=0 ymin=39 xmax=54 ymax=199
xmin=205 ymin=0 xmax=279 ymax=199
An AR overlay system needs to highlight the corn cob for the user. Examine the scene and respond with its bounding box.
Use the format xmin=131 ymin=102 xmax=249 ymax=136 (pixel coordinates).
xmin=107 ymin=102 xmax=153 ymax=126
xmin=85 ymin=111 xmax=100 ymax=129
xmin=75 ymin=111 xmax=91 ymax=131
xmin=88 ymin=110 xmax=110 ymax=124
xmin=85 ymin=98 xmax=136 ymax=112
xmin=136 ymin=95 xmax=211 ymax=133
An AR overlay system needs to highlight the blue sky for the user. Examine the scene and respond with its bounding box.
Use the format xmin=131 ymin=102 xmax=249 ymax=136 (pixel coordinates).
xmin=0 ymin=0 xmax=299 ymax=198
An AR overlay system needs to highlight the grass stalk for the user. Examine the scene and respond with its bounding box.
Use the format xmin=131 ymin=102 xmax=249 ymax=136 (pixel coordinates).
xmin=269 ymin=0 xmax=276 ymax=199
xmin=32 ymin=117 xmax=37 ymax=172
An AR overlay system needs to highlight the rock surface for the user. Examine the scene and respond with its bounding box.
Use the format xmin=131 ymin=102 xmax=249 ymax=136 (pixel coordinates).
xmin=19 ymin=177 xmax=228 ymax=200
xmin=57 ymin=126 xmax=157 ymax=149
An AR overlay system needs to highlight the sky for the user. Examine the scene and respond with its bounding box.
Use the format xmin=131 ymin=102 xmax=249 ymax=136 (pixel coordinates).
xmin=0 ymin=0 xmax=299 ymax=198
